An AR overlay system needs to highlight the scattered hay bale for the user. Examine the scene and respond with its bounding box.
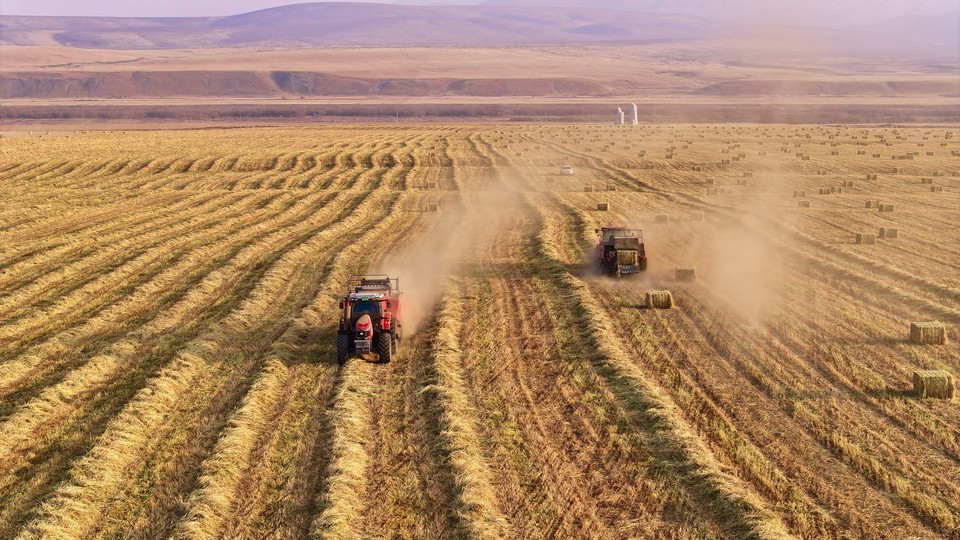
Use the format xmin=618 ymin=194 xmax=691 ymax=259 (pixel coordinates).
xmin=645 ymin=290 xmax=674 ymax=309
xmin=864 ymin=200 xmax=879 ymax=208
xmin=879 ymin=204 xmax=894 ymax=212
xmin=426 ymin=182 xmax=437 ymax=189
xmin=831 ymin=150 xmax=840 ymax=155
xmin=675 ymin=267 xmax=697 ymax=281
xmin=655 ymin=214 xmax=670 ymax=223
xmin=705 ymin=178 xmax=716 ymax=185
xmin=819 ymin=188 xmax=831 ymax=195
xmin=690 ymin=211 xmax=704 ymax=221
xmin=855 ymin=233 xmax=876 ymax=245
xmin=910 ymin=322 xmax=946 ymax=345
xmin=913 ymin=370 xmax=955 ymax=399
xmin=931 ymin=185 xmax=943 ymax=192
xmin=921 ymin=177 xmax=933 ymax=184
xmin=426 ymin=203 xmax=439 ymax=212
xmin=607 ymin=184 xmax=617 ymax=191
xmin=596 ymin=202 xmax=609 ymax=211
xmin=737 ymin=179 xmax=748 ymax=186
xmin=878 ymin=227 xmax=898 ymax=239
xmin=798 ymin=200 xmax=811 ymax=208
xmin=843 ymin=181 xmax=855 ymax=187
xmin=706 ymin=188 xmax=718 ymax=195
xmin=583 ymin=186 xmax=594 ymax=192
xmin=693 ymin=166 xmax=702 ymax=171
xmin=793 ymin=190 xmax=807 ymax=197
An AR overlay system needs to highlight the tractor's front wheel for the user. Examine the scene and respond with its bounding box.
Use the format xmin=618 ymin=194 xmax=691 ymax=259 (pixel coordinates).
xmin=336 ymin=334 xmax=349 ymax=366
xmin=377 ymin=332 xmax=392 ymax=364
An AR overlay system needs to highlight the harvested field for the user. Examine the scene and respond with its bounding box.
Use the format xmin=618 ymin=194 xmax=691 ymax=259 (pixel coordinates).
xmin=0 ymin=124 xmax=959 ymax=539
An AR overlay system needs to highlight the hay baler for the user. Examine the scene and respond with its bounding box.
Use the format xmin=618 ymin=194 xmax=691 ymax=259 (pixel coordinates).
xmin=596 ymin=227 xmax=647 ymax=276
xmin=336 ymin=275 xmax=402 ymax=365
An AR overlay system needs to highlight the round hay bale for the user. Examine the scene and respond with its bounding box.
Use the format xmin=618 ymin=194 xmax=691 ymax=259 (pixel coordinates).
xmin=910 ymin=322 xmax=946 ymax=345
xmin=645 ymin=290 xmax=674 ymax=309
xmin=675 ymin=267 xmax=697 ymax=281
xmin=913 ymin=370 xmax=955 ymax=399
xmin=596 ymin=202 xmax=609 ymax=211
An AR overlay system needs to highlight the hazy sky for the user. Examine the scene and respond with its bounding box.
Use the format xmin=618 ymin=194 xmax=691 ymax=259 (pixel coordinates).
xmin=0 ymin=0 xmax=454 ymax=17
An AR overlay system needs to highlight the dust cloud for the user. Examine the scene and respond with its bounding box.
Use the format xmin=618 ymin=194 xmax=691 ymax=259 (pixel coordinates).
xmin=373 ymin=188 xmax=519 ymax=336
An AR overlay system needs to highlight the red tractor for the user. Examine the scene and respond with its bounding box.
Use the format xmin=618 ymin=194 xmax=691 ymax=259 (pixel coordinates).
xmin=595 ymin=227 xmax=647 ymax=276
xmin=336 ymin=274 xmax=402 ymax=365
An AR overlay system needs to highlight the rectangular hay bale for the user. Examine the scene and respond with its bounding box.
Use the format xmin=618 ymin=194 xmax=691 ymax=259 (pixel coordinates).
xmin=910 ymin=322 xmax=946 ymax=345
xmin=690 ymin=211 xmax=704 ymax=221
xmin=675 ymin=267 xmax=697 ymax=281
xmin=878 ymin=227 xmax=898 ymax=239
xmin=855 ymin=233 xmax=875 ymax=245
xmin=655 ymin=214 xmax=670 ymax=223
xmin=645 ymin=290 xmax=674 ymax=309
xmin=596 ymin=202 xmax=609 ymax=211
xmin=879 ymin=204 xmax=894 ymax=212
xmin=798 ymin=200 xmax=811 ymax=208
xmin=913 ymin=370 xmax=955 ymax=399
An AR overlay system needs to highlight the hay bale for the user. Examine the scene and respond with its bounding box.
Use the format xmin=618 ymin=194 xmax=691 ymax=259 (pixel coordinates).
xmin=426 ymin=203 xmax=439 ymax=212
xmin=690 ymin=211 xmax=704 ymax=221
xmin=693 ymin=166 xmax=702 ymax=171
xmin=878 ymin=227 xmax=899 ymax=239
xmin=879 ymin=204 xmax=894 ymax=212
xmin=737 ymin=179 xmax=748 ymax=185
xmin=583 ymin=186 xmax=594 ymax=192
xmin=794 ymin=190 xmax=807 ymax=197
xmin=675 ymin=267 xmax=697 ymax=281
xmin=931 ymin=185 xmax=943 ymax=192
xmin=705 ymin=178 xmax=716 ymax=185
xmin=655 ymin=214 xmax=670 ymax=223
xmin=607 ymin=184 xmax=617 ymax=191
xmin=645 ymin=290 xmax=674 ymax=309
xmin=844 ymin=181 xmax=855 ymax=187
xmin=596 ymin=202 xmax=609 ymax=211
xmin=855 ymin=233 xmax=876 ymax=245
xmin=706 ymin=188 xmax=719 ymax=195
xmin=921 ymin=177 xmax=933 ymax=184
xmin=426 ymin=182 xmax=437 ymax=189
xmin=819 ymin=188 xmax=831 ymax=195
xmin=911 ymin=322 xmax=946 ymax=345
xmin=798 ymin=200 xmax=811 ymax=208
xmin=913 ymin=370 xmax=955 ymax=399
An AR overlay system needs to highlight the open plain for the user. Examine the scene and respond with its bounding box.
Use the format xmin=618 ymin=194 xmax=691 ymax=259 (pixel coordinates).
xmin=0 ymin=123 xmax=957 ymax=538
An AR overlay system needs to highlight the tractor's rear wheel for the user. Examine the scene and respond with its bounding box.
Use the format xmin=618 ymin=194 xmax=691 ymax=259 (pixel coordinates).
xmin=377 ymin=332 xmax=392 ymax=364
xmin=336 ymin=334 xmax=349 ymax=366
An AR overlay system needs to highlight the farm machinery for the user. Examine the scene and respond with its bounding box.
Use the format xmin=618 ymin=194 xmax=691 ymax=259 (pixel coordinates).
xmin=336 ymin=274 xmax=402 ymax=365
xmin=595 ymin=227 xmax=647 ymax=276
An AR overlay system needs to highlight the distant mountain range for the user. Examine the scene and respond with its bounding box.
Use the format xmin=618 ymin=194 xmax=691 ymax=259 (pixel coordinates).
xmin=0 ymin=2 xmax=956 ymax=52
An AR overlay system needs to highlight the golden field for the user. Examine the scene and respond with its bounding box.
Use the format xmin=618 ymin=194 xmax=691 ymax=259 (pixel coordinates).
xmin=0 ymin=124 xmax=958 ymax=539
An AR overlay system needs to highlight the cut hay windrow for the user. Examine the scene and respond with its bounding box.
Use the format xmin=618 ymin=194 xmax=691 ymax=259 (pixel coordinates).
xmin=913 ymin=370 xmax=955 ymax=400
xmin=910 ymin=322 xmax=946 ymax=345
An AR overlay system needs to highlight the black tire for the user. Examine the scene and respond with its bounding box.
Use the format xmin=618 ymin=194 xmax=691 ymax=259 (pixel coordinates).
xmin=336 ymin=334 xmax=350 ymax=366
xmin=377 ymin=332 xmax=392 ymax=364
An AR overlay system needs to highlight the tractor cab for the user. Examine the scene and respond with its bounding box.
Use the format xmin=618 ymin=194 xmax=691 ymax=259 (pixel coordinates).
xmin=337 ymin=275 xmax=403 ymax=365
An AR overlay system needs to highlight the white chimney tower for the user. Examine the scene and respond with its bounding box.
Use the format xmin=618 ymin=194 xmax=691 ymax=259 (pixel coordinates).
xmin=631 ymin=103 xmax=639 ymax=125
xmin=617 ymin=107 xmax=625 ymax=125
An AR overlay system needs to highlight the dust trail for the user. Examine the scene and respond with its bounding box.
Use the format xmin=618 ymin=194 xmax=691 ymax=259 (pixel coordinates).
xmin=373 ymin=189 xmax=520 ymax=336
